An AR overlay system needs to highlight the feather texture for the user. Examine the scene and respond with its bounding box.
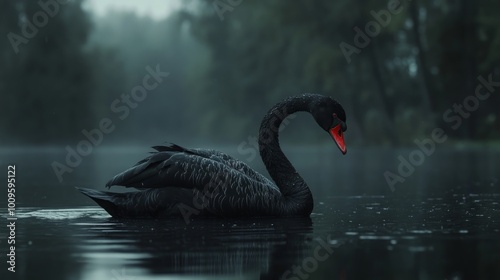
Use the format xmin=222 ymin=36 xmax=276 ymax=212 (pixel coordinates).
xmin=78 ymin=94 xmax=347 ymax=218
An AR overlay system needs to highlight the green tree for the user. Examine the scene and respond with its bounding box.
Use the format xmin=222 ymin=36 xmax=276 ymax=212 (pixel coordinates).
xmin=0 ymin=0 xmax=94 ymax=144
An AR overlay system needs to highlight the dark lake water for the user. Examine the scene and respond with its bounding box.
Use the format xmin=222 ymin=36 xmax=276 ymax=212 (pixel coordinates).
xmin=1 ymin=146 xmax=499 ymax=279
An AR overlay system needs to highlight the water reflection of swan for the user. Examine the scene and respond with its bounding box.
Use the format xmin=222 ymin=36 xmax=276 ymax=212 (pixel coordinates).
xmin=76 ymin=215 xmax=315 ymax=278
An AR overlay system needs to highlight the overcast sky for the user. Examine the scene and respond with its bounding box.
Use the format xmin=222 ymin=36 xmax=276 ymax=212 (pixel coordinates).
xmin=83 ymin=0 xmax=182 ymax=20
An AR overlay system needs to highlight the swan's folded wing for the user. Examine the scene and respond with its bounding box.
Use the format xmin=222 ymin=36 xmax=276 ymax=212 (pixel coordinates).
xmin=135 ymin=143 xmax=277 ymax=190
xmin=190 ymin=148 xmax=277 ymax=190
xmin=105 ymin=145 xmax=277 ymax=196
xmin=106 ymin=151 xmax=174 ymax=189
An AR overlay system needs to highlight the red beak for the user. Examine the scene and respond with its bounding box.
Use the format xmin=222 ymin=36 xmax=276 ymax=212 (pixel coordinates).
xmin=329 ymin=124 xmax=347 ymax=155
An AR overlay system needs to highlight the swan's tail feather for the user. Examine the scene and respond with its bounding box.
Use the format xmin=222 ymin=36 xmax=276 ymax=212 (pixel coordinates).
xmin=77 ymin=187 xmax=195 ymax=218
xmin=76 ymin=187 xmax=127 ymax=217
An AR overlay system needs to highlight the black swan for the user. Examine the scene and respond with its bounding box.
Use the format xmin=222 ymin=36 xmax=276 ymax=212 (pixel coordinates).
xmin=78 ymin=94 xmax=347 ymax=218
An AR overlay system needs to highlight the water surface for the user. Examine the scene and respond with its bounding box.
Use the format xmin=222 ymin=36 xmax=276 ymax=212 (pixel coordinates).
xmin=1 ymin=147 xmax=499 ymax=279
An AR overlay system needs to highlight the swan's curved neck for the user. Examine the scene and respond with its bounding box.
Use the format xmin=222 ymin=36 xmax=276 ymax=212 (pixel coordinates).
xmin=258 ymin=95 xmax=313 ymax=214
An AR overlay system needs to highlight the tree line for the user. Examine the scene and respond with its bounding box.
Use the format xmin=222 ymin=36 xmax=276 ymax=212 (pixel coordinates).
xmin=1 ymin=0 xmax=498 ymax=146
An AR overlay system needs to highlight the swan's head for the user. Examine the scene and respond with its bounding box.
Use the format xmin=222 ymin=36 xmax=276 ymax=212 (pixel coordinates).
xmin=310 ymin=96 xmax=347 ymax=155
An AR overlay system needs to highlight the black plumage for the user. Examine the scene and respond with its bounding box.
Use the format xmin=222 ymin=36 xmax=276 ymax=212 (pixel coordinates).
xmin=78 ymin=93 xmax=347 ymax=218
